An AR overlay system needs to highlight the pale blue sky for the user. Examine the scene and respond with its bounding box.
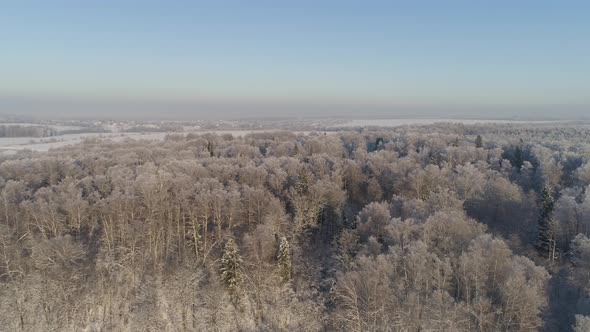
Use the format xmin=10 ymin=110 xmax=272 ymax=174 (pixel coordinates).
xmin=1 ymin=1 xmax=589 ymax=118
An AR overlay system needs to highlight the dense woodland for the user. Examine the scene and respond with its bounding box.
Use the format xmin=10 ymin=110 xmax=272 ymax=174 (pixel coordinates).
xmin=0 ymin=123 xmax=589 ymax=331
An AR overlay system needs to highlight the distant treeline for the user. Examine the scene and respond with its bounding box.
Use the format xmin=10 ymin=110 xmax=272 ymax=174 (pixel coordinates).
xmin=0 ymin=125 xmax=57 ymax=137
xmin=58 ymin=127 xmax=109 ymax=135
xmin=123 ymin=124 xmax=184 ymax=133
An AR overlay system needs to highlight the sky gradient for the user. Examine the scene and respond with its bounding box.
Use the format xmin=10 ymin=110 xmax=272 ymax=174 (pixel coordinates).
xmin=1 ymin=1 xmax=589 ymax=119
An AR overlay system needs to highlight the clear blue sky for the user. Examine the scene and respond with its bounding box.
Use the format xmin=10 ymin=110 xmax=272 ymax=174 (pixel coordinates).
xmin=1 ymin=1 xmax=589 ymax=119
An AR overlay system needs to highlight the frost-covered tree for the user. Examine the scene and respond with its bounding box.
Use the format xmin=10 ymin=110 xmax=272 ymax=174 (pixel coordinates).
xmin=571 ymin=234 xmax=590 ymax=294
xmin=574 ymin=315 xmax=590 ymax=332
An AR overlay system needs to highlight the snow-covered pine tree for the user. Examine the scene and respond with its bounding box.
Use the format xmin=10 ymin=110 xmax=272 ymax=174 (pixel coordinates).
xmin=278 ymin=236 xmax=292 ymax=282
xmin=513 ymin=145 xmax=524 ymax=171
xmin=475 ymin=135 xmax=483 ymax=148
xmin=536 ymin=186 xmax=557 ymax=262
xmin=295 ymin=169 xmax=310 ymax=196
xmin=220 ymin=238 xmax=243 ymax=293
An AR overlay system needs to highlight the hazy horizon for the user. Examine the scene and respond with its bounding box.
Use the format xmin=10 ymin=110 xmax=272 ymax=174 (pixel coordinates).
xmin=1 ymin=95 xmax=589 ymax=121
xmin=2 ymin=1 xmax=589 ymax=119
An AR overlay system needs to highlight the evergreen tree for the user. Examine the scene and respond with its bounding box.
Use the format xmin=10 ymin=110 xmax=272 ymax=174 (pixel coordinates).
xmin=513 ymin=145 xmax=524 ymax=172
xmin=207 ymin=141 xmax=215 ymax=157
xmin=429 ymin=153 xmax=438 ymax=165
xmin=277 ymin=236 xmax=292 ymax=282
xmin=220 ymin=238 xmax=243 ymax=294
xmin=536 ymin=186 xmax=557 ymax=262
xmin=475 ymin=135 xmax=483 ymax=148
xmin=295 ymin=169 xmax=310 ymax=195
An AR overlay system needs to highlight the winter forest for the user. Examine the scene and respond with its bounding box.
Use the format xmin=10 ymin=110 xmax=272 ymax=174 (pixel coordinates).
xmin=1 ymin=123 xmax=590 ymax=332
